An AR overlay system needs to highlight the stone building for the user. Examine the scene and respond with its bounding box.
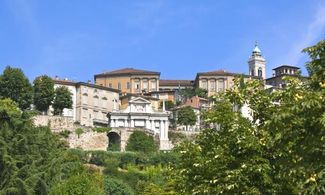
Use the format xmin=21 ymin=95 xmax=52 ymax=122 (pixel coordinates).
xmin=53 ymin=79 xmax=120 ymax=127
xmin=108 ymin=96 xmax=171 ymax=151
xmin=266 ymin=65 xmax=308 ymax=88
xmin=94 ymin=68 xmax=160 ymax=94
xmin=159 ymin=79 xmax=194 ymax=91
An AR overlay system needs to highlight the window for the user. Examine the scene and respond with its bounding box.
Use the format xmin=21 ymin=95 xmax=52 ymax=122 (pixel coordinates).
xmin=127 ymin=82 xmax=130 ymax=89
xmin=102 ymin=97 xmax=107 ymax=108
xmin=258 ymin=68 xmax=263 ymax=77
xmin=143 ymin=80 xmax=148 ymax=91
xmin=109 ymin=83 xmax=112 ymax=88
xmin=118 ymin=82 xmax=121 ymax=90
xmin=134 ymin=80 xmax=140 ymax=92
xmin=210 ymin=80 xmax=215 ymax=91
xmin=201 ymin=80 xmax=207 ymax=89
xmin=151 ymin=80 xmax=156 ymax=91
xmin=218 ymin=80 xmax=224 ymax=92
xmin=93 ymin=95 xmax=99 ymax=107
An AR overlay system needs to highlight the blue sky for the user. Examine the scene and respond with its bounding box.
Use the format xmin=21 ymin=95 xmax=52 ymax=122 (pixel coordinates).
xmin=0 ymin=0 xmax=324 ymax=82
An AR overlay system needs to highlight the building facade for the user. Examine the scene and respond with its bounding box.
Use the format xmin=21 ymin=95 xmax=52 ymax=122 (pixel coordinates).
xmin=94 ymin=68 xmax=160 ymax=94
xmin=53 ymin=79 xmax=120 ymax=127
xmin=108 ymin=96 xmax=171 ymax=150
xmin=266 ymin=65 xmax=308 ymax=88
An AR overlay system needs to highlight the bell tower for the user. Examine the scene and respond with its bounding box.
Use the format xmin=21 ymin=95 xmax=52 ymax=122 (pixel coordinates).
xmin=248 ymin=42 xmax=266 ymax=79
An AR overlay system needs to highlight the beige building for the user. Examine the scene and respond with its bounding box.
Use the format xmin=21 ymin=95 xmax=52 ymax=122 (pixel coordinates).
xmin=195 ymin=70 xmax=258 ymax=97
xmin=53 ymin=79 xmax=120 ymax=127
xmin=159 ymin=79 xmax=194 ymax=91
xmin=94 ymin=68 xmax=160 ymax=94
xmin=266 ymin=65 xmax=308 ymax=89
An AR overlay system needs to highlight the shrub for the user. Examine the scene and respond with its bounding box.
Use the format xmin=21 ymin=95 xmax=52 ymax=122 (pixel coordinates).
xmin=88 ymin=151 xmax=109 ymax=166
xmin=59 ymin=129 xmax=71 ymax=138
xmin=92 ymin=127 xmax=111 ymax=133
xmin=104 ymin=177 xmax=134 ymax=195
xmin=126 ymin=131 xmax=158 ymax=154
xmin=75 ymin=128 xmax=84 ymax=138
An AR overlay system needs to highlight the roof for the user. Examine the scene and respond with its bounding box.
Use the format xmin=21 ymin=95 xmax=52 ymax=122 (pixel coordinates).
xmin=253 ymin=45 xmax=261 ymax=53
xmin=120 ymin=93 xmax=160 ymax=101
xmin=159 ymin=79 xmax=194 ymax=86
xmin=272 ymin=65 xmax=300 ymax=70
xmin=266 ymin=74 xmax=309 ymax=81
xmin=94 ymin=68 xmax=160 ymax=77
xmin=53 ymin=79 xmax=120 ymax=93
xmin=145 ymin=90 xmax=176 ymax=95
xmin=196 ymin=69 xmax=260 ymax=78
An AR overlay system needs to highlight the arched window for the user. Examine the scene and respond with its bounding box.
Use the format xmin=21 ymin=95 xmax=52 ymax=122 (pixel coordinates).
xmin=258 ymin=68 xmax=263 ymax=77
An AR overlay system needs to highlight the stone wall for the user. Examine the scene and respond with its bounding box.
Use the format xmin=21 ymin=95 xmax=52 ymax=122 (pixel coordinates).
xmin=33 ymin=115 xmax=109 ymax=151
xmin=33 ymin=115 xmax=74 ymax=130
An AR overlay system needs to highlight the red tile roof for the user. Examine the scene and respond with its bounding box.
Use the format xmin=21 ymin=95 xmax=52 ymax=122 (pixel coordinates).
xmin=95 ymin=68 xmax=160 ymax=77
xmin=196 ymin=69 xmax=260 ymax=78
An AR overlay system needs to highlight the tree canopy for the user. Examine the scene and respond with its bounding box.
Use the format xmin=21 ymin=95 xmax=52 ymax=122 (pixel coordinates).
xmin=33 ymin=75 xmax=55 ymax=113
xmin=177 ymin=106 xmax=197 ymax=130
xmin=52 ymin=86 xmax=73 ymax=115
xmin=126 ymin=131 xmax=158 ymax=154
xmin=0 ymin=66 xmax=33 ymax=110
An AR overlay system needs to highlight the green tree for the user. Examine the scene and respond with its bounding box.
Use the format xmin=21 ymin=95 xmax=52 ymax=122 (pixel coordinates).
xmin=194 ymin=88 xmax=208 ymax=98
xmin=104 ymin=177 xmax=134 ymax=195
xmin=177 ymin=106 xmax=197 ymax=131
xmin=33 ymin=75 xmax=55 ymax=114
xmin=0 ymin=95 xmax=89 ymax=194
xmin=50 ymin=172 xmax=105 ymax=195
xmin=0 ymin=66 xmax=33 ymax=110
xmin=126 ymin=131 xmax=158 ymax=153
xmin=179 ymin=88 xmax=195 ymax=101
xmin=52 ymin=86 xmax=72 ymax=115
xmin=303 ymin=39 xmax=325 ymax=90
xmin=159 ymin=100 xmax=175 ymax=110
xmin=171 ymin=72 xmax=325 ymax=194
xmin=75 ymin=128 xmax=84 ymax=138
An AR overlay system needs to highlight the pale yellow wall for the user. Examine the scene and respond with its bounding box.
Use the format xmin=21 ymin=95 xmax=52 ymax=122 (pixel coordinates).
xmin=95 ymin=75 xmax=159 ymax=93
xmin=197 ymin=75 xmax=255 ymax=97
xmin=96 ymin=76 xmax=131 ymax=93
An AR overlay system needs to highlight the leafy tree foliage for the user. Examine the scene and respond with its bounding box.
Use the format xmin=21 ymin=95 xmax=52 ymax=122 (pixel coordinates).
xmin=159 ymin=100 xmax=175 ymax=110
xmin=50 ymin=172 xmax=105 ymax=195
xmin=177 ymin=106 xmax=197 ymax=130
xmin=75 ymin=128 xmax=84 ymax=138
xmin=194 ymin=88 xmax=208 ymax=98
xmin=0 ymin=66 xmax=33 ymax=110
xmin=52 ymin=86 xmax=72 ymax=115
xmin=33 ymin=75 xmax=55 ymax=113
xmin=179 ymin=87 xmax=208 ymax=101
xmin=171 ymin=71 xmax=325 ymax=194
xmin=126 ymin=131 xmax=158 ymax=153
xmin=104 ymin=177 xmax=134 ymax=195
xmin=303 ymin=39 xmax=325 ymax=90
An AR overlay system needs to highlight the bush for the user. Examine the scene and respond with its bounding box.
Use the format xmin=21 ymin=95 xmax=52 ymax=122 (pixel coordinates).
xmin=104 ymin=177 xmax=134 ymax=195
xmin=126 ymin=131 xmax=158 ymax=154
xmin=88 ymin=151 xmax=110 ymax=166
xmin=93 ymin=127 xmax=111 ymax=133
xmin=59 ymin=129 xmax=71 ymax=138
xmin=50 ymin=172 xmax=105 ymax=195
xmin=148 ymin=152 xmax=180 ymax=167
xmin=75 ymin=128 xmax=84 ymax=138
xmin=103 ymin=158 xmax=120 ymax=176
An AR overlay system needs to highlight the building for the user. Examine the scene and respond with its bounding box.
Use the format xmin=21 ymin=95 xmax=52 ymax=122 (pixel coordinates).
xmin=94 ymin=68 xmax=160 ymax=94
xmin=266 ymin=65 xmax=308 ymax=88
xmin=194 ymin=70 xmax=259 ymax=97
xmin=53 ymin=79 xmax=120 ymax=127
xmin=108 ymin=96 xmax=171 ymax=151
xmin=159 ymin=79 xmax=194 ymax=91
xmin=248 ymin=43 xmax=266 ymax=79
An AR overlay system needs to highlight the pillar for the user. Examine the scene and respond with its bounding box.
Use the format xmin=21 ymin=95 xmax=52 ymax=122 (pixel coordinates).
xmin=131 ymin=119 xmax=135 ymax=128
